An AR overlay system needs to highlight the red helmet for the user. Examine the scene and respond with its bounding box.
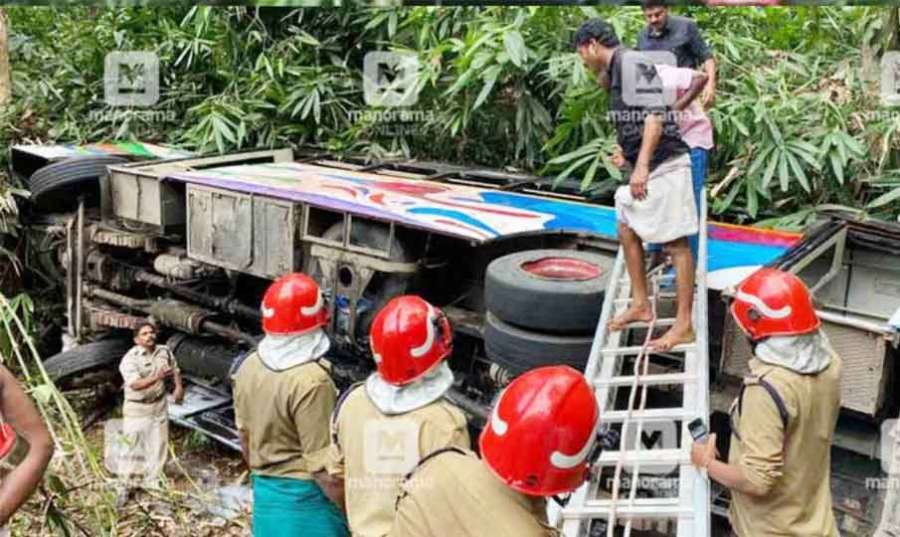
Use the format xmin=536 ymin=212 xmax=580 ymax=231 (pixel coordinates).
xmin=369 ymin=296 xmax=452 ymax=386
xmin=731 ymin=268 xmax=820 ymax=341
xmin=261 ymin=273 xmax=329 ymax=335
xmin=479 ymin=366 xmax=599 ymax=497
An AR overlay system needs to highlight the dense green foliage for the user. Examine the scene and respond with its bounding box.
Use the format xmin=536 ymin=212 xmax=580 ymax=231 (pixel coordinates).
xmin=1 ymin=5 xmax=899 ymax=228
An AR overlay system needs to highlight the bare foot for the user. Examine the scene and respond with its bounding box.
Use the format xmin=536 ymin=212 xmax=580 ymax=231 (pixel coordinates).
xmin=608 ymin=304 xmax=653 ymax=332
xmin=649 ymin=322 xmax=696 ymax=351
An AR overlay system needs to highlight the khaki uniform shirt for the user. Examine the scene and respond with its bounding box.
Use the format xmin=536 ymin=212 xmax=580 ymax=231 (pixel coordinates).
xmin=728 ymin=355 xmax=842 ymax=537
xmin=232 ymin=353 xmax=337 ymax=480
xmin=329 ymin=386 xmax=470 ymax=537
xmin=390 ymin=449 xmax=558 ymax=537
xmin=119 ymin=344 xmax=177 ymax=408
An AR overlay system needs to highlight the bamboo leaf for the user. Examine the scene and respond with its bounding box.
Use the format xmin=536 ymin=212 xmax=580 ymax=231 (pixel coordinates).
xmin=503 ymin=31 xmax=528 ymax=68
xmin=760 ymin=150 xmax=779 ymax=189
xmin=580 ymin=155 xmax=601 ymax=191
xmin=747 ymin=145 xmax=774 ymax=178
xmin=785 ymin=152 xmax=810 ymax=192
xmin=777 ymin=151 xmax=790 ymax=191
xmin=474 ymin=66 xmax=502 ymax=110
xmin=829 ymin=151 xmax=844 ymax=185
xmin=747 ymin=180 xmax=759 ymax=218
xmin=868 ymin=186 xmax=900 ymax=209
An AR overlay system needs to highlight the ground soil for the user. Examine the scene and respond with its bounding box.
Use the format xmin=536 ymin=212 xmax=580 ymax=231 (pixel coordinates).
xmin=9 ymin=391 xmax=251 ymax=536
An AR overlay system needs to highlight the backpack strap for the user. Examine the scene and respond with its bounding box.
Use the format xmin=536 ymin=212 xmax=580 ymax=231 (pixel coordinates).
xmin=731 ymin=374 xmax=789 ymax=442
xmin=330 ymin=382 xmax=365 ymax=449
xmin=395 ymin=447 xmax=468 ymax=510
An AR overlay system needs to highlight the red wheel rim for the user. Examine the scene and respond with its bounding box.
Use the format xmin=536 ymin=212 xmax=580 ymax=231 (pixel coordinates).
xmin=520 ymin=257 xmax=602 ymax=281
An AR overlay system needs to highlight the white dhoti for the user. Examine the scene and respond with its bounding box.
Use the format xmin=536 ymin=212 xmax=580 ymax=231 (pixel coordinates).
xmin=118 ymin=397 xmax=168 ymax=488
xmin=615 ymin=153 xmax=698 ymax=244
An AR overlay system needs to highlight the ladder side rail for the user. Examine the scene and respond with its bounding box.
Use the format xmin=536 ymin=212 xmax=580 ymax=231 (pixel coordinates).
xmin=678 ymin=191 xmax=711 ymax=537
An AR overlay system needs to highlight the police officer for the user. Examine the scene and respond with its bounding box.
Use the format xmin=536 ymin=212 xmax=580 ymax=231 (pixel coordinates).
xmin=327 ymin=295 xmax=469 ymax=537
xmin=691 ymin=268 xmax=841 ymax=536
xmin=232 ymin=273 xmax=348 ymax=537
xmin=390 ymin=365 xmax=599 ymax=537
xmin=117 ymin=321 xmax=183 ymax=498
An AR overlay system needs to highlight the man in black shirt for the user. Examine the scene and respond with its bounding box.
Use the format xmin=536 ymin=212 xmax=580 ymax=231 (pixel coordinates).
xmin=574 ymin=18 xmax=705 ymax=351
xmin=637 ymin=0 xmax=716 ymax=109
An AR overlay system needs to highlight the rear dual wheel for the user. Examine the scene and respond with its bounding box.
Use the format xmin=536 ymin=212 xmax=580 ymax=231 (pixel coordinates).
xmin=483 ymin=249 xmax=614 ymax=374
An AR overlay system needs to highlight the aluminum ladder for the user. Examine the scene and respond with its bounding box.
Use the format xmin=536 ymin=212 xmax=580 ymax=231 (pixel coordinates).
xmin=553 ymin=193 xmax=711 ymax=537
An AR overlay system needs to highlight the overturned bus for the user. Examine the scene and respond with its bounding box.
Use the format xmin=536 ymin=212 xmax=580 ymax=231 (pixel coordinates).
xmin=9 ymin=142 xmax=900 ymax=535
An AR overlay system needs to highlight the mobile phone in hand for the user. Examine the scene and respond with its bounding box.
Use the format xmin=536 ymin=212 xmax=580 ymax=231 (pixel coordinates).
xmin=688 ymin=418 xmax=709 ymax=442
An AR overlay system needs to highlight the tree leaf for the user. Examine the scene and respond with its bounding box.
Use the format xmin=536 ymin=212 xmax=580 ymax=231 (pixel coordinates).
xmin=580 ymin=155 xmax=601 ymax=191
xmin=777 ymin=151 xmax=790 ymax=192
xmin=761 ymin=150 xmax=779 ymax=189
xmin=785 ymin=152 xmax=810 ymax=192
xmin=868 ymin=186 xmax=900 ymax=209
xmin=747 ymin=145 xmax=774 ymax=178
xmin=474 ymin=66 xmax=502 ymax=110
xmin=829 ymin=151 xmax=844 ymax=185
xmin=503 ymin=31 xmax=528 ymax=68
xmin=746 ymin=180 xmax=759 ymax=218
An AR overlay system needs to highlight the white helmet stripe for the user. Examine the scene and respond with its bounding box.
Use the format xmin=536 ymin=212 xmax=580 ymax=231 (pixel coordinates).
xmin=410 ymin=305 xmax=437 ymax=359
xmin=735 ymin=290 xmax=792 ymax=319
xmin=300 ymin=291 xmax=324 ymax=317
xmin=490 ymin=389 xmax=509 ymax=436
xmin=550 ymin=418 xmax=599 ymax=470
xmin=262 ymin=306 xmax=275 ymax=318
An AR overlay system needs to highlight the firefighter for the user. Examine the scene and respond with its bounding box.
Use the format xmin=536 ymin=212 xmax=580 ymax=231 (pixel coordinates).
xmin=691 ymin=268 xmax=841 ymax=536
xmin=232 ymin=273 xmax=348 ymax=537
xmin=390 ymin=365 xmax=599 ymax=537
xmin=325 ymin=295 xmax=470 ymax=537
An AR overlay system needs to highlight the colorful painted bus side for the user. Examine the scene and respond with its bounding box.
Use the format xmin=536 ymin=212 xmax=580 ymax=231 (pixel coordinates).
xmin=170 ymin=161 xmax=802 ymax=289
xmin=12 ymin=142 xmax=193 ymax=162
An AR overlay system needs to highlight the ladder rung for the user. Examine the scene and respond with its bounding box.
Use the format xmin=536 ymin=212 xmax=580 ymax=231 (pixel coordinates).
xmin=600 ymin=343 xmax=695 ymax=356
xmin=564 ymin=498 xmax=692 ymax=518
xmin=594 ymin=448 xmax=685 ymax=465
xmin=618 ymin=273 xmax=675 ymax=284
xmin=601 ymin=408 xmax=696 ymax=423
xmin=614 ymin=293 xmax=676 ymax=306
xmin=616 ymin=318 xmax=677 ymax=329
xmin=594 ymin=372 xmax=695 ymax=387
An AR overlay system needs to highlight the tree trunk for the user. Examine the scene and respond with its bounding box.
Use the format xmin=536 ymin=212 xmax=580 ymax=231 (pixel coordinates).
xmin=0 ymin=9 xmax=10 ymax=106
xmin=888 ymin=7 xmax=900 ymax=52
